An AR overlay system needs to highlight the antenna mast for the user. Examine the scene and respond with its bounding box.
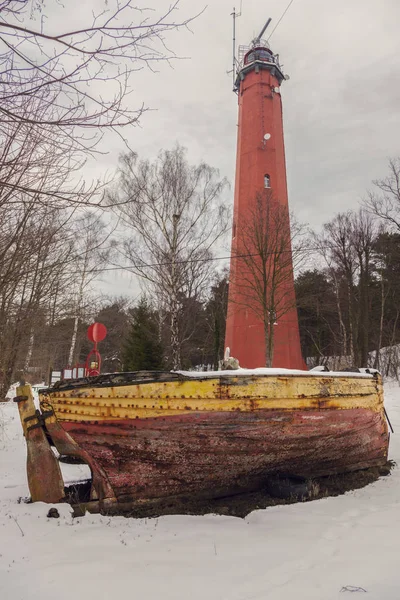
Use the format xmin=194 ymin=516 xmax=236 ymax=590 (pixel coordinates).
xmin=230 ymin=4 xmax=242 ymax=89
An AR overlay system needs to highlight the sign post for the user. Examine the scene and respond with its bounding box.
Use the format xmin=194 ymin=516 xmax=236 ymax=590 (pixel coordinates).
xmin=85 ymin=322 xmax=107 ymax=376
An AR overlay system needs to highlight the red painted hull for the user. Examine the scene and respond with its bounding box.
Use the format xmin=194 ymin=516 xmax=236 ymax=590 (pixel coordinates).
xmin=60 ymin=407 xmax=388 ymax=503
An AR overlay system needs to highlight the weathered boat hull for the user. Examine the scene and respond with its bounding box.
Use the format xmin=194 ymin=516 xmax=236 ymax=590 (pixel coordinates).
xmin=27 ymin=369 xmax=389 ymax=511
xmin=59 ymin=407 xmax=387 ymax=503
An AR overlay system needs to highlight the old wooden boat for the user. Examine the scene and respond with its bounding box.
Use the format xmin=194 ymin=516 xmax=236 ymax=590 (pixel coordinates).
xmin=14 ymin=368 xmax=389 ymax=514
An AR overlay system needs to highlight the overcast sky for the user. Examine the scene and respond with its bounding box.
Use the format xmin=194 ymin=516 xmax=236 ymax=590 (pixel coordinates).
xmin=83 ymin=0 xmax=400 ymax=298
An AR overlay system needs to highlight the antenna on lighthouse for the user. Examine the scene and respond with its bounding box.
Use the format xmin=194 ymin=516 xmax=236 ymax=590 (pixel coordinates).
xmin=252 ymin=17 xmax=272 ymax=46
xmin=229 ymin=4 xmax=242 ymax=90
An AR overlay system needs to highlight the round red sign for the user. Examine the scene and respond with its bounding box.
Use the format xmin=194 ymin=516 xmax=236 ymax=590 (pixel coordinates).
xmin=87 ymin=322 xmax=107 ymax=343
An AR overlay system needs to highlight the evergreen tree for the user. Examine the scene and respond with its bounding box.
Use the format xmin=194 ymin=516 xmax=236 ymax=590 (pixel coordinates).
xmin=204 ymin=270 xmax=229 ymax=369
xmin=122 ymin=298 xmax=164 ymax=371
xmin=295 ymin=270 xmax=338 ymax=363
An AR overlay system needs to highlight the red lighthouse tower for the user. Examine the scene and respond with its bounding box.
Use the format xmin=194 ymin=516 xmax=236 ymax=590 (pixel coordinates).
xmin=225 ymin=19 xmax=304 ymax=369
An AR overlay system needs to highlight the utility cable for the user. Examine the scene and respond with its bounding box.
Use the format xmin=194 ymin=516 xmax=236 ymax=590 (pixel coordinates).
xmin=86 ymin=244 xmax=341 ymax=275
xmin=267 ymin=0 xmax=296 ymax=41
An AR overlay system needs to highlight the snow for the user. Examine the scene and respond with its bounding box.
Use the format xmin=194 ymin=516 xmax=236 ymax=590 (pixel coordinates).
xmin=0 ymin=382 xmax=399 ymax=600
xmin=177 ymin=367 xmax=376 ymax=378
xmin=6 ymin=382 xmax=47 ymax=408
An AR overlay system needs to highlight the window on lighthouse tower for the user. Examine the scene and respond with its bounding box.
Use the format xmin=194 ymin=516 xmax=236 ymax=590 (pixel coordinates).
xmin=264 ymin=174 xmax=271 ymax=189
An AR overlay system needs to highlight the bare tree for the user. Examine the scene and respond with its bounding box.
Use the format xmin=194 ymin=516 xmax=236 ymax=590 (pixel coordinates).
xmin=0 ymin=0 xmax=201 ymax=205
xmin=111 ymin=145 xmax=229 ymax=369
xmin=366 ymin=160 xmax=400 ymax=372
xmin=0 ymin=188 xmax=114 ymax=395
xmin=370 ymin=231 xmax=400 ymax=373
xmin=0 ymin=205 xmax=78 ymax=397
xmin=65 ymin=212 xmax=113 ymax=365
xmin=314 ymin=209 xmax=379 ymax=367
xmin=366 ymin=158 xmax=400 ymax=232
xmin=233 ymin=191 xmax=305 ymax=367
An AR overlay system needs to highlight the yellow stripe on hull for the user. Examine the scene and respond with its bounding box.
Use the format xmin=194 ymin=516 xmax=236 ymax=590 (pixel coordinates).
xmin=40 ymin=374 xmax=384 ymax=423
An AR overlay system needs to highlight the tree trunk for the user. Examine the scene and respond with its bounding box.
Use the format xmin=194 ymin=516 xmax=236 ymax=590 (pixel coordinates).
xmin=68 ymin=316 xmax=79 ymax=366
xmin=347 ymin=282 xmax=356 ymax=365
xmin=333 ymin=275 xmax=347 ymax=361
xmin=263 ymin=308 xmax=274 ymax=368
xmin=24 ymin=329 xmax=35 ymax=372
xmin=170 ymin=307 xmax=181 ymax=370
xmin=374 ymin=275 xmax=385 ymax=370
xmin=267 ymin=322 xmax=274 ymax=368
xmin=213 ymin=315 xmax=221 ymax=371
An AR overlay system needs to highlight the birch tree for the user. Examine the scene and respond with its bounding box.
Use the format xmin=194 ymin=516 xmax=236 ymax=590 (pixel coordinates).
xmin=112 ymin=145 xmax=229 ymax=369
xmin=66 ymin=212 xmax=112 ymax=366
xmin=314 ymin=209 xmax=379 ymax=367
xmin=366 ymin=158 xmax=400 ymax=232
xmin=0 ymin=206 xmax=76 ymax=397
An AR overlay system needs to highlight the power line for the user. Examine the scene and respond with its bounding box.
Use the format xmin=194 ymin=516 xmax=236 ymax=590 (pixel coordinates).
xmin=89 ymin=244 xmax=337 ymax=275
xmin=267 ymin=0 xmax=296 ymax=41
xmin=0 ymin=241 xmax=344 ymax=283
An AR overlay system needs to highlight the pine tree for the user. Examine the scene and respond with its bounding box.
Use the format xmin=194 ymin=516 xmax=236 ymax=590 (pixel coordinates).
xmin=204 ymin=270 xmax=229 ymax=369
xmin=122 ymin=298 xmax=164 ymax=371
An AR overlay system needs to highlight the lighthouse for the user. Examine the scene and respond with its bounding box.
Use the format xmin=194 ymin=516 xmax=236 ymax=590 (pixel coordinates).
xmin=225 ymin=19 xmax=305 ymax=369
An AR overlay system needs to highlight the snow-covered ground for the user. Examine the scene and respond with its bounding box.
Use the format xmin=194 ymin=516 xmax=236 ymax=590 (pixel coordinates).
xmin=0 ymin=382 xmax=399 ymax=600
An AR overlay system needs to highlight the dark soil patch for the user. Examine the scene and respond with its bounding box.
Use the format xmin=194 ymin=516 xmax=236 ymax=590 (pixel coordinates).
xmin=68 ymin=461 xmax=395 ymax=519
xmin=65 ymin=480 xmax=92 ymax=505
